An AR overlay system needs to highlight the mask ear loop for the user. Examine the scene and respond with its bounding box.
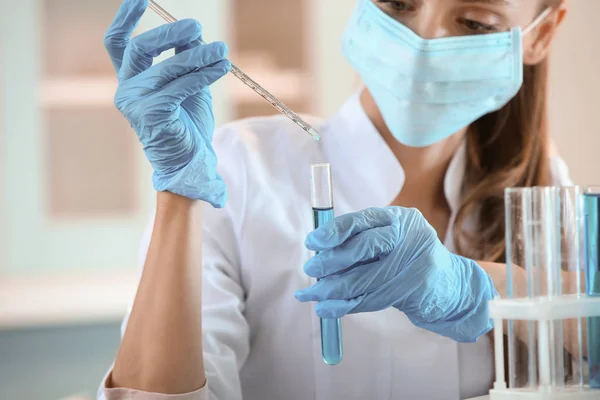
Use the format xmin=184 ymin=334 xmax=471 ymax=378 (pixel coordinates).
xmin=523 ymin=7 xmax=553 ymax=35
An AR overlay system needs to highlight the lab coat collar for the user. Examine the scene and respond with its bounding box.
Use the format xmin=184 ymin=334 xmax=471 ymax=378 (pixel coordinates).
xmin=321 ymin=92 xmax=466 ymax=213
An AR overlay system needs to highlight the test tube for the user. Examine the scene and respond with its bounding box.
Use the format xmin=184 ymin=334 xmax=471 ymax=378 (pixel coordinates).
xmin=505 ymin=187 xmax=567 ymax=388
xmin=505 ymin=187 xmax=538 ymax=388
xmin=506 ymin=186 xmax=588 ymax=390
xmin=310 ymin=163 xmax=343 ymax=365
xmin=558 ymin=187 xmax=586 ymax=388
xmin=583 ymin=186 xmax=600 ymax=388
xmin=530 ymin=187 xmax=561 ymax=389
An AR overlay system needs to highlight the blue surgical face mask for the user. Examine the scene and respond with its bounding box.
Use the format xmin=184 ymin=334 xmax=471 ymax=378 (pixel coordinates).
xmin=342 ymin=0 xmax=551 ymax=147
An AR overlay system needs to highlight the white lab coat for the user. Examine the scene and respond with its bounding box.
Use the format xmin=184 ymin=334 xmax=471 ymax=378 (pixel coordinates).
xmin=105 ymin=93 xmax=573 ymax=400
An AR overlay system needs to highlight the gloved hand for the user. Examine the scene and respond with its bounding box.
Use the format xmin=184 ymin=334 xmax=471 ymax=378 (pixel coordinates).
xmin=104 ymin=0 xmax=231 ymax=207
xmin=295 ymin=207 xmax=498 ymax=343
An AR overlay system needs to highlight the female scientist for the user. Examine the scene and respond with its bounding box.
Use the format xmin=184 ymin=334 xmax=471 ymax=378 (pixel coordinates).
xmin=100 ymin=0 xmax=570 ymax=399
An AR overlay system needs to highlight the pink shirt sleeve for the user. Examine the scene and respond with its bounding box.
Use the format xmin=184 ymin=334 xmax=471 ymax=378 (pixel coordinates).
xmin=98 ymin=373 xmax=209 ymax=400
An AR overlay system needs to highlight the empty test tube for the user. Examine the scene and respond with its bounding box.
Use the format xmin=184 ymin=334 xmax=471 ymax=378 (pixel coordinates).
xmin=310 ymin=163 xmax=343 ymax=365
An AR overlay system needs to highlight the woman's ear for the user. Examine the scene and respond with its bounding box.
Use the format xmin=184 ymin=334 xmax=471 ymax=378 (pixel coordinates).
xmin=523 ymin=2 xmax=568 ymax=65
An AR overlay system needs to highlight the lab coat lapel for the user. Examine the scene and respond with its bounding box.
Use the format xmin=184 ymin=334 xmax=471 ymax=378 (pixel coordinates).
xmin=319 ymin=93 xmax=404 ymax=213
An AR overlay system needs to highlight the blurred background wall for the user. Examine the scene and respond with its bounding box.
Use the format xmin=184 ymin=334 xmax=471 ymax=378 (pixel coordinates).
xmin=0 ymin=0 xmax=597 ymax=398
xmin=547 ymin=1 xmax=600 ymax=186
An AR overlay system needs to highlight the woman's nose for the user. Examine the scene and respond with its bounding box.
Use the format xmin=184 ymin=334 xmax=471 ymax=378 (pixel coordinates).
xmin=409 ymin=12 xmax=452 ymax=39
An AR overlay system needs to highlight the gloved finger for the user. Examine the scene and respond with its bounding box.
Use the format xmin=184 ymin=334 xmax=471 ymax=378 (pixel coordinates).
xmin=173 ymin=41 xmax=207 ymax=112
xmin=130 ymin=61 xmax=229 ymax=126
xmin=159 ymin=60 xmax=231 ymax=105
xmin=119 ymin=19 xmax=203 ymax=81
xmin=306 ymin=207 xmax=396 ymax=251
xmin=176 ymin=37 xmax=202 ymax=54
xmin=296 ymin=258 xmax=388 ymax=302
xmin=104 ymin=0 xmax=148 ymax=72
xmin=303 ymin=224 xmax=399 ymax=278
xmin=315 ymin=296 xmax=365 ymax=319
xmin=130 ymin=42 xmax=229 ymax=91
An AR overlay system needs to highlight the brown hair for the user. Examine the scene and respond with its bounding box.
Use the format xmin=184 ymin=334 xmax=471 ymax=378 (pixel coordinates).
xmin=452 ymin=0 xmax=562 ymax=264
xmin=453 ymin=61 xmax=552 ymax=263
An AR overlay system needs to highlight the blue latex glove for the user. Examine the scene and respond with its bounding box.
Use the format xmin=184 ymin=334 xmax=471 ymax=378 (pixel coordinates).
xmin=295 ymin=207 xmax=498 ymax=343
xmin=104 ymin=0 xmax=231 ymax=207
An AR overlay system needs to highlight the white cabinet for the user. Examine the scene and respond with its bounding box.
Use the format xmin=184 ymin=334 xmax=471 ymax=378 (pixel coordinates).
xmin=1 ymin=0 xmax=154 ymax=277
xmin=0 ymin=0 xmax=356 ymax=326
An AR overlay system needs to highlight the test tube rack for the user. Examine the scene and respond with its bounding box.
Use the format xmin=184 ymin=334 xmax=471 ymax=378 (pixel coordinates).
xmin=482 ymin=295 xmax=600 ymax=399
xmin=467 ymin=186 xmax=600 ymax=400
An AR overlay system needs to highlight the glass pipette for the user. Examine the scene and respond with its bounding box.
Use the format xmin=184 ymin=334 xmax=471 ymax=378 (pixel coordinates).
xmin=147 ymin=0 xmax=321 ymax=142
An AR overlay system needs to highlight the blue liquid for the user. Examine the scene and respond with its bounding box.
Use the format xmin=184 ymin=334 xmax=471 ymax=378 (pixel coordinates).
xmin=313 ymin=207 xmax=343 ymax=365
xmin=583 ymin=194 xmax=600 ymax=388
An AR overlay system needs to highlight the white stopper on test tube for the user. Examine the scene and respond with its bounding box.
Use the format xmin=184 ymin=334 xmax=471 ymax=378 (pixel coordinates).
xmin=310 ymin=163 xmax=333 ymax=209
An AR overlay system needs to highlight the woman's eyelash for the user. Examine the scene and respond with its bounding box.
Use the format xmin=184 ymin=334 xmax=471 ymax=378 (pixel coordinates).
xmin=376 ymin=1 xmax=500 ymax=33
xmin=460 ymin=19 xmax=497 ymax=32
xmin=377 ymin=0 xmax=411 ymax=12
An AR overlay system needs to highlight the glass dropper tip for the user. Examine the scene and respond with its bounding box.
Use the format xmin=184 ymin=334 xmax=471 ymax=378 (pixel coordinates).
xmin=309 ymin=128 xmax=321 ymax=142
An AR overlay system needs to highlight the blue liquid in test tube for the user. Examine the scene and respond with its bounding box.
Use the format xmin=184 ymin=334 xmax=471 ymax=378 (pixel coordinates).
xmin=583 ymin=191 xmax=600 ymax=388
xmin=310 ymin=163 xmax=343 ymax=365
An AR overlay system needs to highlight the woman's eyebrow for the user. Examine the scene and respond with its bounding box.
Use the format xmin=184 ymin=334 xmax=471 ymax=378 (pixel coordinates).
xmin=459 ymin=0 xmax=512 ymax=6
